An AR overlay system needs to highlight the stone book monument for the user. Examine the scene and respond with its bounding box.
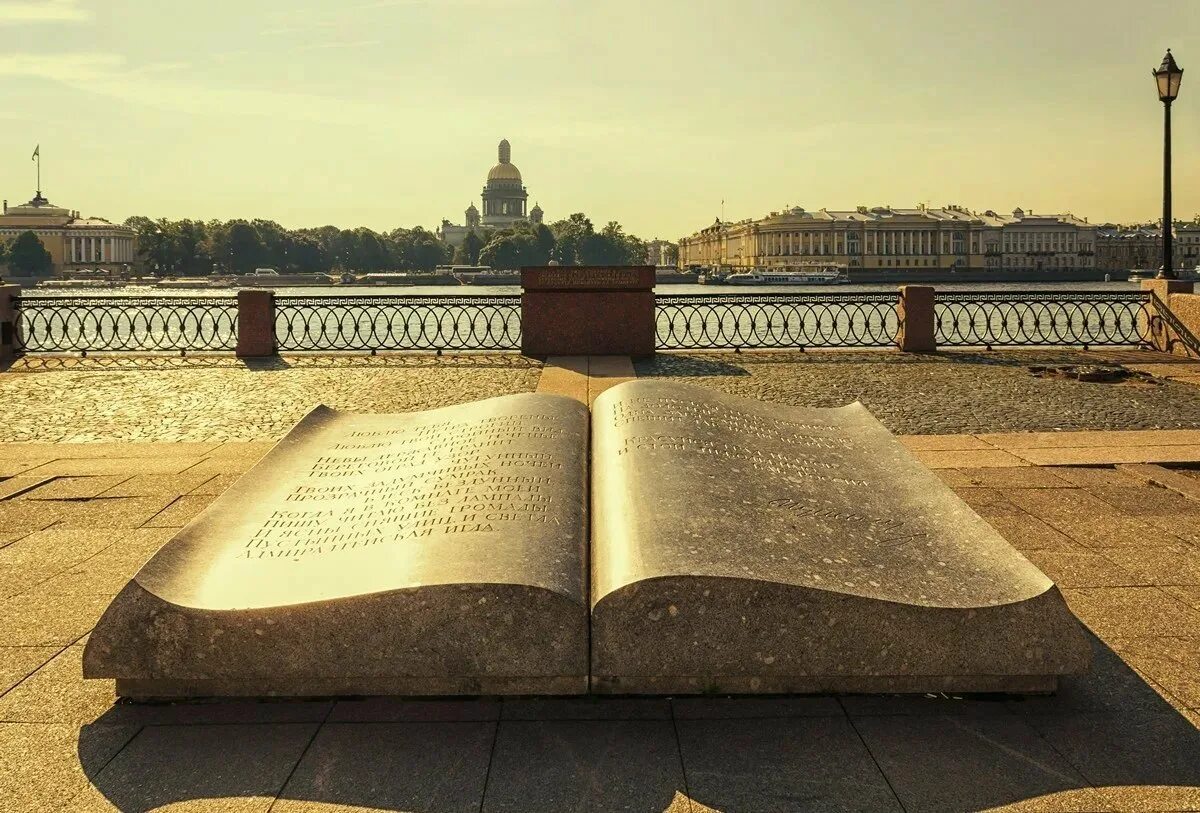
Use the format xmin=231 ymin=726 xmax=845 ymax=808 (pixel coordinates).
xmin=85 ymin=381 xmax=1090 ymax=698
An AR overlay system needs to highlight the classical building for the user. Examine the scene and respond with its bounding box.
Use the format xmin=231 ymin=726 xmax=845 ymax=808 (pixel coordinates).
xmin=678 ymin=204 xmax=1097 ymax=273
xmin=0 ymin=190 xmax=135 ymax=275
xmin=1096 ymin=222 xmax=1199 ymax=273
xmin=438 ymin=139 xmax=544 ymax=250
xmin=645 ymin=239 xmax=676 ymax=266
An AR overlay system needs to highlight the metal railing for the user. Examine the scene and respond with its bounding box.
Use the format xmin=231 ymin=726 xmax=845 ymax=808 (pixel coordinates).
xmin=655 ymin=293 xmax=901 ymax=349
xmin=274 ymin=295 xmax=522 ymax=352
xmin=1149 ymin=291 xmax=1200 ymax=357
xmin=934 ymin=291 xmax=1151 ymax=348
xmin=13 ymin=295 xmax=238 ymax=353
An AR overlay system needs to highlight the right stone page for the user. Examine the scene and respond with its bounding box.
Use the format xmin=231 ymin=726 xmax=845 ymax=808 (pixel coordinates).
xmin=590 ymin=379 xmax=1091 ymax=695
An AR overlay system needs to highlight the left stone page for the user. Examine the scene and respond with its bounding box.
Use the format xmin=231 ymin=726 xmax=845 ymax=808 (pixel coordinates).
xmin=85 ymin=393 xmax=590 ymax=697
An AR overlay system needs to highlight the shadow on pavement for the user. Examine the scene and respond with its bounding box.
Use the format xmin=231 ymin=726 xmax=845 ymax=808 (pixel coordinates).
xmin=75 ymin=633 xmax=1199 ymax=812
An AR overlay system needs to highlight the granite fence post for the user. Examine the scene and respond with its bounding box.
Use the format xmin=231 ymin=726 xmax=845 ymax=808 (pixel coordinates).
xmin=0 ymin=283 xmax=21 ymax=364
xmin=897 ymin=285 xmax=936 ymax=353
xmin=235 ymin=289 xmax=276 ymax=358
xmin=1141 ymin=279 xmax=1199 ymax=356
xmin=520 ymin=266 xmax=655 ymax=356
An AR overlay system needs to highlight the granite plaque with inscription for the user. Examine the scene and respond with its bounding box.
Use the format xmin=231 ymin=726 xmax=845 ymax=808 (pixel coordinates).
xmin=520 ymin=265 xmax=655 ymax=355
xmin=590 ymin=380 xmax=1091 ymax=694
xmin=84 ymin=394 xmax=590 ymax=697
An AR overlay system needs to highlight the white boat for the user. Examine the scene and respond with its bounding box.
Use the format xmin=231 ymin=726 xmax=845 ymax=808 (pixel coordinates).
xmin=726 ymin=267 xmax=849 ymax=285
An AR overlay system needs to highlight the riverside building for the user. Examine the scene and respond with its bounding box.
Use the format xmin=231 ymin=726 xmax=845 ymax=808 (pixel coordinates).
xmin=678 ymin=205 xmax=1097 ymax=273
xmin=0 ymin=190 xmax=135 ymax=275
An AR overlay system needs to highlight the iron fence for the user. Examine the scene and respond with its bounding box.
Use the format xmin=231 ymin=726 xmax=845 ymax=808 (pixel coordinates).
xmin=274 ymin=295 xmax=522 ymax=352
xmin=934 ymin=291 xmax=1151 ymax=348
xmin=13 ymin=295 xmax=238 ymax=353
xmin=655 ymin=293 xmax=901 ymax=349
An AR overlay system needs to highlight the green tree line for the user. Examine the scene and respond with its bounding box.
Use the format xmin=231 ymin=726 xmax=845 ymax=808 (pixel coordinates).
xmin=121 ymin=212 xmax=655 ymax=275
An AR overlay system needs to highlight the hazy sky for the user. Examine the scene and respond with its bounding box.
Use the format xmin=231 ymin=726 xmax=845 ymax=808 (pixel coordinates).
xmin=1 ymin=0 xmax=1196 ymax=239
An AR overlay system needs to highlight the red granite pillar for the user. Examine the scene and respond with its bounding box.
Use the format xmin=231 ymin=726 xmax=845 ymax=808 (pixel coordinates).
xmin=521 ymin=266 xmax=655 ymax=356
xmin=1142 ymin=279 xmax=1198 ymax=355
xmin=235 ymin=289 xmax=276 ymax=358
xmin=897 ymin=285 xmax=937 ymax=353
xmin=0 ymin=284 xmax=20 ymax=364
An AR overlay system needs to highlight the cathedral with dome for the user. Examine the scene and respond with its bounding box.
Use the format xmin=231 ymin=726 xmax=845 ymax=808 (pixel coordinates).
xmin=438 ymin=139 xmax=544 ymax=250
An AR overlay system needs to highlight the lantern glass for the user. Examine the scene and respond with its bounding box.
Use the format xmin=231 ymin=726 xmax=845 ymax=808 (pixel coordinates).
xmin=1154 ymin=51 xmax=1183 ymax=101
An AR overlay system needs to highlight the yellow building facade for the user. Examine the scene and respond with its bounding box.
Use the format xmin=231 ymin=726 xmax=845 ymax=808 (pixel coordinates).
xmin=679 ymin=205 xmax=1097 ymax=273
xmin=0 ymin=191 xmax=135 ymax=275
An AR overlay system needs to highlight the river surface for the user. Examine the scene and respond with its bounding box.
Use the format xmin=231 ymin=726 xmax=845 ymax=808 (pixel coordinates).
xmin=23 ymin=280 xmax=1146 ymax=298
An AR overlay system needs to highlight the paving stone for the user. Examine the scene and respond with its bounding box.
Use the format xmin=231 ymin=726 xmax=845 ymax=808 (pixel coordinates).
xmin=899 ymin=434 xmax=994 ymax=451
xmin=1110 ymin=637 xmax=1200 ymax=709
xmin=1119 ymin=463 xmax=1200 ymax=502
xmin=912 ymin=449 xmax=1030 ymax=469
xmin=1025 ymin=711 xmax=1200 ymax=812
xmin=0 ymin=458 xmax=54 ymax=477
xmin=19 ymin=476 xmax=130 ymax=500
xmin=1050 ymin=466 xmax=1144 ymax=488
xmin=952 ymin=466 xmax=1072 ymax=489
xmin=1062 ymin=587 xmax=1200 ymax=639
xmin=187 ymin=472 xmax=241 ymax=496
xmin=500 ymin=697 xmax=671 ymax=720
xmin=0 ymin=586 xmax=112 ymax=646
xmin=980 ymin=513 xmax=1082 ymax=553
xmin=1083 ymin=482 xmax=1200 ymax=517
xmin=141 ymin=494 xmax=216 ymax=528
xmin=0 ymin=644 xmax=115 ymax=724
xmin=1013 ymin=444 xmax=1200 ymax=466
xmin=1162 ymin=585 xmax=1200 ymax=610
xmin=483 ymin=720 xmax=687 ymax=813
xmin=1097 ymin=545 xmax=1200 ymax=586
xmin=0 ymin=474 xmax=56 ymax=500
xmin=671 ymin=696 xmax=843 ymax=719
xmin=853 ymin=714 xmax=1107 ymax=812
xmin=0 ymin=500 xmax=66 ymax=543
xmin=96 ymin=472 xmax=218 ymax=498
xmin=0 ymin=528 xmax=124 ymax=581
xmin=0 ymin=722 xmax=139 ymax=813
xmin=48 ymin=495 xmax=179 ymax=530
xmin=1005 ymin=489 xmax=1162 ymax=548
xmin=0 ymin=645 xmax=58 ymax=695
xmin=274 ymin=722 xmax=493 ymax=813
xmin=0 ymin=442 xmax=223 ymax=459
xmin=677 ymin=716 xmax=902 ymax=813
xmin=980 ymin=429 xmax=1200 ymax=449
xmin=1023 ymin=549 xmax=1143 ymax=588
xmin=64 ymin=723 xmax=320 ymax=812
xmin=950 ymin=487 xmax=1028 ymax=516
xmin=839 ymin=694 xmax=1013 ymax=717
xmin=24 ymin=457 xmax=205 ymax=477
xmin=328 ymin=698 xmax=500 ymax=723
xmin=94 ymin=698 xmax=334 ymax=727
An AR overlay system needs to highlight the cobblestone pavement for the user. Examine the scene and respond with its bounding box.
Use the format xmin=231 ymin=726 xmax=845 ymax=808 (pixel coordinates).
xmin=0 ymin=355 xmax=542 ymax=442
xmin=636 ymin=349 xmax=1200 ymax=435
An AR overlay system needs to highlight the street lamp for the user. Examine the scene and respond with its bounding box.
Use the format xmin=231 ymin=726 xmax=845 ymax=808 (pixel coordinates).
xmin=1154 ymin=49 xmax=1183 ymax=280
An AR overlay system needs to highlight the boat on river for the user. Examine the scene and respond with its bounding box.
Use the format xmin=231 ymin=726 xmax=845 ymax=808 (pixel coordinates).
xmin=726 ymin=266 xmax=849 ymax=285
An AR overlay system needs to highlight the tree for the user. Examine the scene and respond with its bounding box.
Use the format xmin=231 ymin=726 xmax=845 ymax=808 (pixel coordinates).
xmin=549 ymin=213 xmax=595 ymax=265
xmin=663 ymin=243 xmax=679 ymax=265
xmin=461 ymin=230 xmax=485 ymax=265
xmin=7 ymin=231 xmax=53 ymax=276
xmin=215 ymin=221 xmax=267 ymax=274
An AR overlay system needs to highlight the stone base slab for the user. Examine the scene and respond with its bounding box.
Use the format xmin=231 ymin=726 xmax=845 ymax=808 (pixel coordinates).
xmin=591 ymin=674 xmax=1058 ymax=695
xmin=116 ymin=675 xmax=588 ymax=700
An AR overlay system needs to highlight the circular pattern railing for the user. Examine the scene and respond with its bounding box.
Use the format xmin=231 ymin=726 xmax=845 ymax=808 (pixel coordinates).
xmin=655 ymin=293 xmax=901 ymax=349
xmin=274 ymin=295 xmax=522 ymax=351
xmin=934 ymin=291 xmax=1151 ymax=348
xmin=14 ymin=296 xmax=238 ymax=353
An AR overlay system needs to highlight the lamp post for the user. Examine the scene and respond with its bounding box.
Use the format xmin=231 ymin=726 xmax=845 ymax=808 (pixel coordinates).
xmin=1154 ymin=49 xmax=1184 ymax=280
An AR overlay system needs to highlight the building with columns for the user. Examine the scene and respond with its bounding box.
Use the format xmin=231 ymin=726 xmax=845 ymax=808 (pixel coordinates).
xmin=1095 ymin=222 xmax=1199 ymax=273
xmin=678 ymin=204 xmax=1096 ymax=273
xmin=0 ymin=191 xmax=135 ymax=275
xmin=438 ymin=139 xmax=544 ymax=250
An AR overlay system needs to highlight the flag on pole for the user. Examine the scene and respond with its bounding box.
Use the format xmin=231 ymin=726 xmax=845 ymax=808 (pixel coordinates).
xmin=31 ymin=145 xmax=39 ymax=160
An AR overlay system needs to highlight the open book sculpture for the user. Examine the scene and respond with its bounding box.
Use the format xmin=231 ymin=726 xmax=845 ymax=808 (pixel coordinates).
xmin=85 ymin=380 xmax=1090 ymax=698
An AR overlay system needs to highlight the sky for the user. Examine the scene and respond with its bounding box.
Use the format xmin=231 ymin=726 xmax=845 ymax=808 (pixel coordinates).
xmin=0 ymin=0 xmax=1197 ymax=240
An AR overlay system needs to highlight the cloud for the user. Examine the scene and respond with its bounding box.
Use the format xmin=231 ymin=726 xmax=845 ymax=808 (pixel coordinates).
xmin=0 ymin=50 xmax=394 ymax=123
xmin=0 ymin=0 xmax=90 ymax=23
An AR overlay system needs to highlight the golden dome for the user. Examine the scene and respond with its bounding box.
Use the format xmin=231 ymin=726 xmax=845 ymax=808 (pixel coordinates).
xmin=487 ymin=161 xmax=522 ymax=182
xmin=486 ymin=138 xmax=522 ymax=183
